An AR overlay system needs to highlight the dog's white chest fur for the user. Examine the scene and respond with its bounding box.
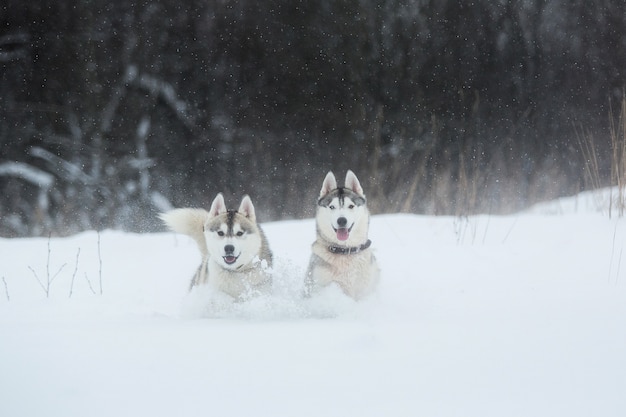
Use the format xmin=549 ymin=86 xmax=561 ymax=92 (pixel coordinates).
xmin=309 ymin=242 xmax=379 ymax=299
xmin=204 ymin=258 xmax=271 ymax=299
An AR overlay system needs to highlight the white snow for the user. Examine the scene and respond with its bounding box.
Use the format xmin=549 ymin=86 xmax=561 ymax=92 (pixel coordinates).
xmin=1 ymin=189 xmax=625 ymax=417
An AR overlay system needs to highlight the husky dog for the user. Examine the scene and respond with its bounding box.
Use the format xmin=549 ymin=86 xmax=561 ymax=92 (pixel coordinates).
xmin=160 ymin=193 xmax=272 ymax=299
xmin=305 ymin=170 xmax=380 ymax=300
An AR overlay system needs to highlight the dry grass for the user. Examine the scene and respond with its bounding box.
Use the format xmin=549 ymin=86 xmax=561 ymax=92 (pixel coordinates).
xmin=575 ymin=94 xmax=626 ymax=217
xmin=575 ymin=124 xmax=603 ymax=192
xmin=609 ymin=95 xmax=626 ymax=217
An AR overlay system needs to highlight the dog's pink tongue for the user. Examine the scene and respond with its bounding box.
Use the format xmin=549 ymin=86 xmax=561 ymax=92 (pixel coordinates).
xmin=336 ymin=228 xmax=349 ymax=241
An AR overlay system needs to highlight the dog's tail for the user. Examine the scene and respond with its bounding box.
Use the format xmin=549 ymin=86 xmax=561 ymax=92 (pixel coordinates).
xmin=159 ymin=208 xmax=209 ymax=256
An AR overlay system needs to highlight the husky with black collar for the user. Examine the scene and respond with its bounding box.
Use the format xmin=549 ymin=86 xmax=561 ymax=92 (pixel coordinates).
xmin=305 ymin=170 xmax=380 ymax=300
xmin=160 ymin=193 xmax=272 ymax=299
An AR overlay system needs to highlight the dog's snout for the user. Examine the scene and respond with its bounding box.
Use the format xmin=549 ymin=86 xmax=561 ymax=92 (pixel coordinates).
xmin=224 ymin=244 xmax=235 ymax=254
xmin=337 ymin=217 xmax=348 ymax=227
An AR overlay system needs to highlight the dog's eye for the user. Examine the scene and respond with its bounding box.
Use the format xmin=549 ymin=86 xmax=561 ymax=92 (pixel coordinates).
xmin=217 ymin=231 xmax=225 ymax=237
xmin=236 ymin=231 xmax=244 ymax=237
xmin=348 ymin=204 xmax=355 ymax=209
xmin=329 ymin=205 xmax=335 ymax=210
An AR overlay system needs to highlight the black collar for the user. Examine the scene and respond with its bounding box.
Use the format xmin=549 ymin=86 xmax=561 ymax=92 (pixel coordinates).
xmin=328 ymin=239 xmax=372 ymax=255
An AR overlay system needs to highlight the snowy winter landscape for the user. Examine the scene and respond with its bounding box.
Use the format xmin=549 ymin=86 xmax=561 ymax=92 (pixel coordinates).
xmin=1 ymin=189 xmax=625 ymax=417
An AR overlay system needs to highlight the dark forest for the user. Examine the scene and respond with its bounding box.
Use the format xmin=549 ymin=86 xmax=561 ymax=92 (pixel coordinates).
xmin=1 ymin=0 xmax=625 ymax=237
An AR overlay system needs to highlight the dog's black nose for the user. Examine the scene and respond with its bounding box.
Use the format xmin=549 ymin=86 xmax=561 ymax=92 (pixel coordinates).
xmin=337 ymin=217 xmax=347 ymax=227
xmin=224 ymin=244 xmax=235 ymax=254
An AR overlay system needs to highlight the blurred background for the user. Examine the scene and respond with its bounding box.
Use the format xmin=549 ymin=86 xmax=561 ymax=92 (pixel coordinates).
xmin=1 ymin=0 xmax=625 ymax=237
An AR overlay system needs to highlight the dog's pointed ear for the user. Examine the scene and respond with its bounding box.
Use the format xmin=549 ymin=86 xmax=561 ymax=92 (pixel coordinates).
xmin=345 ymin=170 xmax=364 ymax=197
xmin=209 ymin=193 xmax=227 ymax=217
xmin=320 ymin=171 xmax=337 ymax=198
xmin=238 ymin=195 xmax=256 ymax=221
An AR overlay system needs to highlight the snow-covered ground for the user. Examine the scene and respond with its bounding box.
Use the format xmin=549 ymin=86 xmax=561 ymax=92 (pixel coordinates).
xmin=1 ymin=189 xmax=625 ymax=417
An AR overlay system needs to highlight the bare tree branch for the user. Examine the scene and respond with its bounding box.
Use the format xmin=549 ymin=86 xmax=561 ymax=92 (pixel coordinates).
xmin=0 ymin=162 xmax=54 ymax=189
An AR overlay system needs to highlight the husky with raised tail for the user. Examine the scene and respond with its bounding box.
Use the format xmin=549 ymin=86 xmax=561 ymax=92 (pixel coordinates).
xmin=160 ymin=194 xmax=272 ymax=299
xmin=305 ymin=170 xmax=379 ymax=300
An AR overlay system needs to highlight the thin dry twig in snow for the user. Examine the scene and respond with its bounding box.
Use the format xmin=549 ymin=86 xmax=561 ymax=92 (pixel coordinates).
xmin=69 ymin=248 xmax=81 ymax=298
xmin=28 ymin=234 xmax=66 ymax=298
xmin=97 ymin=231 xmax=103 ymax=295
xmin=46 ymin=233 xmax=51 ymax=287
xmin=28 ymin=266 xmax=47 ymax=295
xmin=85 ymin=273 xmax=96 ymax=295
xmin=2 ymin=276 xmax=9 ymax=301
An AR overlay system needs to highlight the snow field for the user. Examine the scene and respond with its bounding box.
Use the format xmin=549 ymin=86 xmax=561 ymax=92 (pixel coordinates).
xmin=1 ymin=191 xmax=625 ymax=416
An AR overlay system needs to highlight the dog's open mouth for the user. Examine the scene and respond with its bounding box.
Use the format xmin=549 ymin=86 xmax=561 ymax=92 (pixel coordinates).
xmin=223 ymin=255 xmax=239 ymax=265
xmin=333 ymin=226 xmax=352 ymax=241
